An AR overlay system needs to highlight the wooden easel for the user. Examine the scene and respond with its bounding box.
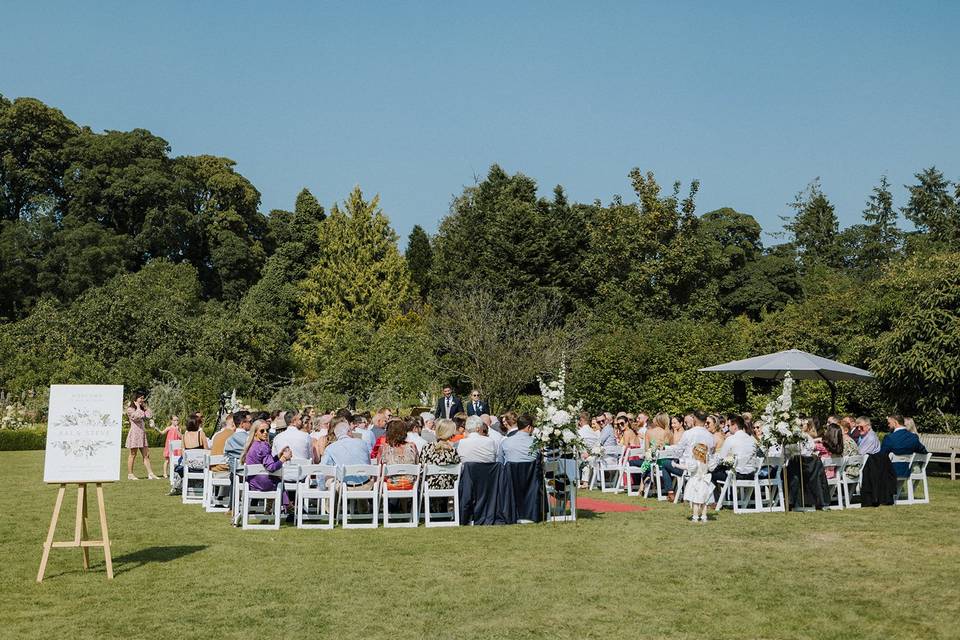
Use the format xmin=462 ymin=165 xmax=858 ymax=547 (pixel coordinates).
xmin=37 ymin=482 xmax=113 ymax=582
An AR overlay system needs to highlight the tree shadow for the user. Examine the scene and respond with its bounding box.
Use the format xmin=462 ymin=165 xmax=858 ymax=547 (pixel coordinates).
xmin=112 ymin=545 xmax=207 ymax=575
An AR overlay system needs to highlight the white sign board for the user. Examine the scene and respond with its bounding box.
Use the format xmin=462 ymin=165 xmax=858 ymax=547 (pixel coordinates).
xmin=44 ymin=385 xmax=124 ymax=483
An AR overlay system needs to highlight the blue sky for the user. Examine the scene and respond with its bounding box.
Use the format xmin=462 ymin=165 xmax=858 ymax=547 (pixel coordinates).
xmin=2 ymin=2 xmax=958 ymax=244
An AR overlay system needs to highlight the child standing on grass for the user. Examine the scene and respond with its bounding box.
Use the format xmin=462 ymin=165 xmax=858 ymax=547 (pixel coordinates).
xmin=683 ymin=442 xmax=714 ymax=523
xmin=158 ymin=415 xmax=183 ymax=479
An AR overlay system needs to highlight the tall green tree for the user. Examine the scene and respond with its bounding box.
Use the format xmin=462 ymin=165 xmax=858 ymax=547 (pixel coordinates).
xmin=405 ymin=224 xmax=433 ymax=299
xmin=902 ymin=167 xmax=959 ymax=246
xmin=784 ymin=179 xmax=841 ymax=269
xmin=838 ymin=175 xmax=902 ymax=278
xmin=294 ymin=186 xmax=414 ymax=393
xmin=0 ymin=96 xmax=79 ymax=221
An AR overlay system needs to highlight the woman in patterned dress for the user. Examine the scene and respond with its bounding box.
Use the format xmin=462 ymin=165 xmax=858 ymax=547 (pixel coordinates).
xmin=419 ymin=418 xmax=461 ymax=488
xmin=126 ymin=390 xmax=159 ymax=480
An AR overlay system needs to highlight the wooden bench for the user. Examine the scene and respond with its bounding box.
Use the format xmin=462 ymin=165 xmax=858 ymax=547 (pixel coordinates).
xmin=919 ymin=434 xmax=960 ymax=480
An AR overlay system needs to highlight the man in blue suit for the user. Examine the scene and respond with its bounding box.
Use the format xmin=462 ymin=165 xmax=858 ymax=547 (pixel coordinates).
xmin=465 ymin=389 xmax=491 ymax=417
xmin=880 ymin=415 xmax=927 ymax=477
xmin=434 ymin=385 xmax=464 ymax=420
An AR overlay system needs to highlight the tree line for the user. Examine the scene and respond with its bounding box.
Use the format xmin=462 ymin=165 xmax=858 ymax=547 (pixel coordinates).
xmin=2 ymin=94 xmax=959 ymax=430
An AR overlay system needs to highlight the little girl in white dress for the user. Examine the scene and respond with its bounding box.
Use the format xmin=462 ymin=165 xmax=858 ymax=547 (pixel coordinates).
xmin=682 ymin=442 xmax=714 ymax=523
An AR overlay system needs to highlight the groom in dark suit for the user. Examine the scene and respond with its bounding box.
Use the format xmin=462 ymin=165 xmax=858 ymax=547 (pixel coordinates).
xmin=465 ymin=389 xmax=490 ymax=416
xmin=434 ymin=385 xmax=464 ymax=420
xmin=880 ymin=415 xmax=927 ymax=477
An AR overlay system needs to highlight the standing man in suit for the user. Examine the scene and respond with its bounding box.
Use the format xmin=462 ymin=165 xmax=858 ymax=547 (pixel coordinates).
xmin=465 ymin=389 xmax=490 ymax=417
xmin=880 ymin=415 xmax=927 ymax=477
xmin=434 ymin=384 xmax=464 ymax=420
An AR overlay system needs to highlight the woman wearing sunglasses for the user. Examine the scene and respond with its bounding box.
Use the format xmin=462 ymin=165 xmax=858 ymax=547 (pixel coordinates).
xmin=239 ymin=419 xmax=293 ymax=509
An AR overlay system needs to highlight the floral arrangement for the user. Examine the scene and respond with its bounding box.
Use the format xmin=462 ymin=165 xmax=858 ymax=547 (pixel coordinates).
xmin=531 ymin=361 xmax=585 ymax=456
xmin=718 ymin=454 xmax=737 ymax=470
xmin=638 ymin=443 xmax=662 ymax=473
xmin=754 ymin=372 xmax=806 ymax=457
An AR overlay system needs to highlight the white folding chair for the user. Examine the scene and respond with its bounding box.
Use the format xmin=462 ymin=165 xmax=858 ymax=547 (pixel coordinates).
xmin=381 ymin=464 xmax=421 ymax=528
xmin=621 ymin=447 xmax=647 ymax=496
xmin=822 ymin=456 xmax=845 ymax=510
xmin=721 ymin=460 xmax=763 ymax=513
xmin=890 ymin=454 xmax=916 ymax=505
xmin=295 ymin=464 xmax=338 ymax=529
xmin=422 ymin=464 xmax=461 ymax=527
xmin=598 ymin=445 xmax=625 ymax=493
xmin=651 ymin=446 xmax=683 ymax=501
xmin=839 ymin=454 xmax=864 ymax=508
xmin=168 ymin=440 xmax=183 ymax=488
xmin=203 ymin=454 xmax=232 ymax=512
xmin=241 ymin=464 xmax=283 ymax=530
xmin=755 ymin=456 xmax=786 ymax=513
xmin=181 ymin=450 xmax=206 ymax=505
xmin=340 ymin=464 xmax=381 ymax=529
xmin=907 ymin=453 xmax=932 ymax=504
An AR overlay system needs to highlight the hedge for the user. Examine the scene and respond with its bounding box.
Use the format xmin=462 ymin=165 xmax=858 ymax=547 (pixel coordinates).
xmin=0 ymin=427 xmax=170 ymax=451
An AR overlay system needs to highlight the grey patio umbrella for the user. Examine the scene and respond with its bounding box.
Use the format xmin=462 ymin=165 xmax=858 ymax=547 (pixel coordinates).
xmin=699 ymin=348 xmax=873 ymax=412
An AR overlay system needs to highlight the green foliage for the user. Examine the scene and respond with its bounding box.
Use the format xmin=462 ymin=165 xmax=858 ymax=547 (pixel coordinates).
xmin=405 ymin=224 xmax=433 ymax=299
xmin=266 ymin=381 xmax=348 ymax=413
xmin=902 ymin=167 xmax=959 ymax=246
xmin=871 ymin=252 xmax=960 ymax=413
xmin=0 ymin=427 xmax=165 ymax=451
xmin=784 ymin=178 xmax=841 ymax=269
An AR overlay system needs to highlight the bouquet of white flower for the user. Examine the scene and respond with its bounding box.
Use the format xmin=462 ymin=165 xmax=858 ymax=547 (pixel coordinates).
xmin=531 ymin=361 xmax=584 ymax=456
xmin=754 ymin=373 xmax=806 ymax=456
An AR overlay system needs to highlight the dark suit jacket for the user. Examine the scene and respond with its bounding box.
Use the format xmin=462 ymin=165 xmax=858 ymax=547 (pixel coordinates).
xmin=880 ymin=428 xmax=927 ymax=477
xmin=434 ymin=396 xmax=464 ymax=420
xmin=465 ymin=400 xmax=490 ymax=416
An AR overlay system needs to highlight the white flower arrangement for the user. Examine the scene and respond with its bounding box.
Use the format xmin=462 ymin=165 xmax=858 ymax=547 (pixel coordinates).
xmin=532 ymin=360 xmax=584 ymax=456
xmin=755 ymin=373 xmax=806 ymax=456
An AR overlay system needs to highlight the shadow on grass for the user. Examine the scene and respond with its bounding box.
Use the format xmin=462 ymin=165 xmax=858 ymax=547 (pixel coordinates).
xmin=112 ymin=545 xmax=207 ymax=575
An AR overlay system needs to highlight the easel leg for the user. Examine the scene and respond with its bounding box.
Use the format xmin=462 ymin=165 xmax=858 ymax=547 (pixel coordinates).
xmin=96 ymin=484 xmax=113 ymax=579
xmin=76 ymin=484 xmax=89 ymax=570
xmin=37 ymin=484 xmax=66 ymax=583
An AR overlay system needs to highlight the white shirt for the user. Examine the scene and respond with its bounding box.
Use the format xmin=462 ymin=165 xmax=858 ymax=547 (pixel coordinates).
xmin=680 ymin=425 xmax=715 ymax=463
xmin=716 ymin=430 xmax=757 ymax=474
xmin=578 ymin=425 xmax=599 ymax=449
xmin=456 ymin=432 xmax=497 ymax=463
xmin=272 ymin=426 xmax=313 ymax=462
xmin=406 ymin=431 xmax=428 ymax=453
xmin=486 ymin=427 xmax=504 ymax=451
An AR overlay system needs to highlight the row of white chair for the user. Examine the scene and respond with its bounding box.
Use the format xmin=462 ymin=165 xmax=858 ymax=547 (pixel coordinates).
xmin=177 ymin=454 xmax=464 ymax=530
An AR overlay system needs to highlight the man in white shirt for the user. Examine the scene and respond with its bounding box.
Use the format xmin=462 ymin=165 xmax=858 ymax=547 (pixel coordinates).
xmin=406 ymin=419 xmax=429 ymax=453
xmin=661 ymin=410 xmax=715 ymax=498
xmin=480 ymin=414 xmax=504 ymax=451
xmin=710 ymin=415 xmax=758 ymax=488
xmin=352 ymin=415 xmax=376 ymax=452
xmin=456 ymin=415 xmax=497 ymax=463
xmin=272 ymin=413 xmax=313 ymax=462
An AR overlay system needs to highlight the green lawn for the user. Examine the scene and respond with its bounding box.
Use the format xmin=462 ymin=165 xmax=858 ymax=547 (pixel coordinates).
xmin=2 ymin=449 xmax=957 ymax=640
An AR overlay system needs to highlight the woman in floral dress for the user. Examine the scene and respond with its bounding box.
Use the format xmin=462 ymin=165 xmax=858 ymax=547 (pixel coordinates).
xmin=419 ymin=419 xmax=461 ymax=513
xmin=126 ymin=390 xmax=159 ymax=480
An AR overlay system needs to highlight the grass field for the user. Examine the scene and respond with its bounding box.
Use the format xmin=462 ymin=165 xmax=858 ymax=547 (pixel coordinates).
xmin=2 ymin=449 xmax=958 ymax=640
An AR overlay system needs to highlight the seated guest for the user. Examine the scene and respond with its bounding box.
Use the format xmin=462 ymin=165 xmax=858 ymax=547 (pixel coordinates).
xmin=405 ymin=415 xmax=429 ymax=453
xmin=644 ymin=413 xmax=670 ymax=450
xmin=660 ymin=410 xmax=714 ymax=499
xmin=706 ymin=415 xmax=725 ymax=451
xmin=224 ymin=411 xmax=252 ymax=468
xmin=480 ymin=414 xmax=504 ymax=450
xmin=420 ymin=412 xmax=438 ymax=443
xmin=497 ymin=414 xmax=538 ymax=463
xmin=312 ymin=421 xmax=336 ymax=463
xmin=456 ymin=415 xmax=498 ymax=463
xmin=168 ymin=414 xmax=211 ymax=495
xmin=856 ymin=417 xmax=881 ymax=455
xmin=272 ymin=410 xmax=313 ymax=462
xmin=596 ymin=415 xmax=617 ymax=447
xmin=208 ymin=413 xmax=237 ymax=473
xmin=904 ymin=417 xmax=918 ymax=434
xmin=351 ymin=414 xmax=376 ymax=452
xmin=881 ymin=415 xmax=928 ymax=477
xmin=618 ymin=416 xmax=641 ymax=448
xmin=378 ymin=418 xmax=419 ymax=489
xmin=710 ymin=415 xmax=758 ymax=490
xmin=818 ymin=423 xmax=847 ymax=479
xmin=669 ymin=415 xmax=685 ymax=445
xmin=419 ymin=419 xmax=461 ymax=487
xmin=501 ymin=411 xmax=519 ymax=436
xmin=321 ymin=421 xmax=375 ymax=488
xmin=310 ymin=413 xmax=332 ymax=442
xmin=240 ymin=419 xmax=293 ymax=508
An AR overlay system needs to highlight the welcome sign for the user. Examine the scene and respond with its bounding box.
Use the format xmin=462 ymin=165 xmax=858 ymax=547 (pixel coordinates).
xmin=43 ymin=385 xmax=124 ymax=483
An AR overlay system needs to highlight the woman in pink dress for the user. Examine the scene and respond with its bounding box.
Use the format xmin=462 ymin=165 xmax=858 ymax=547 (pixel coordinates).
xmin=126 ymin=390 xmax=159 ymax=480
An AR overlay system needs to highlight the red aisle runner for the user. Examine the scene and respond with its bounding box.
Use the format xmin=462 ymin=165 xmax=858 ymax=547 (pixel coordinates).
xmin=576 ymin=497 xmax=652 ymax=513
